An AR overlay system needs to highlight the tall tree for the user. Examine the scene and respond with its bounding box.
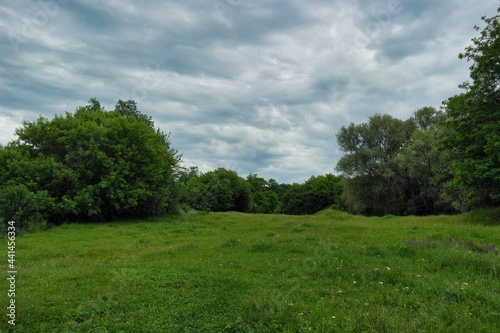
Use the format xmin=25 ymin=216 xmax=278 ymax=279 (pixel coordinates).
xmin=444 ymin=8 xmax=500 ymax=206
xmin=336 ymin=114 xmax=415 ymax=215
xmin=396 ymin=107 xmax=454 ymax=214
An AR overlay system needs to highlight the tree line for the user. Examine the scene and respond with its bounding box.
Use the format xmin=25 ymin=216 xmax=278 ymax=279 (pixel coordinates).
xmin=176 ymin=167 xmax=343 ymax=215
xmin=0 ymin=8 xmax=498 ymax=230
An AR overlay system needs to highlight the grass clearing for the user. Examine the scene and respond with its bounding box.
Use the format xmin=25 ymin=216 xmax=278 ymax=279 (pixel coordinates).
xmin=2 ymin=209 xmax=500 ymax=332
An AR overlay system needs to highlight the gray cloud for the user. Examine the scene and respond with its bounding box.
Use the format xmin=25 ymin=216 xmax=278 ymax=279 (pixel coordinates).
xmin=0 ymin=0 xmax=498 ymax=183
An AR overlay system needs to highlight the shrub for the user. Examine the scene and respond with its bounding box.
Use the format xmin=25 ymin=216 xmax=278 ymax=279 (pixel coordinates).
xmin=0 ymin=184 xmax=53 ymax=232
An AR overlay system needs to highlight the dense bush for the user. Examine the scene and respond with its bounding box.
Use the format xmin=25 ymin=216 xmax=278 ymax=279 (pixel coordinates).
xmin=0 ymin=99 xmax=180 ymax=229
xmin=184 ymin=168 xmax=251 ymax=212
xmin=281 ymin=174 xmax=343 ymax=215
xmin=0 ymin=184 xmax=53 ymax=232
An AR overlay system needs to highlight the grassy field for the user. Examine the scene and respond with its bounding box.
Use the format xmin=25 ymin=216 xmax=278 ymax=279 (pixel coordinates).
xmin=2 ymin=209 xmax=500 ymax=332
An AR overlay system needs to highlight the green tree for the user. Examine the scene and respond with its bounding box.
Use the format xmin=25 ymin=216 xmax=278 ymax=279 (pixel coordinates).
xmin=396 ymin=107 xmax=455 ymax=214
xmin=280 ymin=184 xmax=305 ymax=215
xmin=250 ymin=191 xmax=280 ymax=214
xmin=444 ymin=8 xmax=500 ymax=207
xmin=176 ymin=166 xmax=201 ymax=206
xmin=246 ymin=174 xmax=280 ymax=213
xmin=1 ymin=99 xmax=180 ymax=226
xmin=266 ymin=178 xmax=292 ymax=203
xmin=246 ymin=173 xmax=268 ymax=193
xmin=185 ymin=168 xmax=250 ymax=212
xmin=115 ymin=99 xmax=154 ymax=128
xmin=336 ymin=114 xmax=415 ymax=215
xmin=281 ymin=174 xmax=343 ymax=215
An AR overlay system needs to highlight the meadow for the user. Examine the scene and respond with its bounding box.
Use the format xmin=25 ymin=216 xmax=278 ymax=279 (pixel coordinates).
xmin=2 ymin=208 xmax=500 ymax=332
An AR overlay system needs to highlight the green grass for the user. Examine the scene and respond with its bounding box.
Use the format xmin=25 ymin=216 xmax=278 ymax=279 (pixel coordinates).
xmin=2 ymin=209 xmax=500 ymax=332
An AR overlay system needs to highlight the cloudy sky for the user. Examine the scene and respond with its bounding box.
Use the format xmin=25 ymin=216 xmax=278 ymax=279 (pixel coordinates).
xmin=0 ymin=0 xmax=498 ymax=183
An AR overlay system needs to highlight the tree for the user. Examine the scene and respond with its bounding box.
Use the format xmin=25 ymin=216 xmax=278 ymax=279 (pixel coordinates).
xmin=266 ymin=178 xmax=292 ymax=203
xmin=246 ymin=173 xmax=268 ymax=193
xmin=176 ymin=166 xmax=201 ymax=206
xmin=185 ymin=168 xmax=250 ymax=212
xmin=281 ymin=174 xmax=343 ymax=215
xmin=280 ymin=184 xmax=305 ymax=215
xmin=115 ymin=99 xmax=154 ymax=128
xmin=250 ymin=191 xmax=280 ymax=214
xmin=0 ymin=98 xmax=180 ymax=226
xmin=336 ymin=114 xmax=415 ymax=215
xmin=444 ymin=8 xmax=500 ymax=206
xmin=245 ymin=174 xmax=280 ymax=213
xmin=396 ymin=107 xmax=455 ymax=214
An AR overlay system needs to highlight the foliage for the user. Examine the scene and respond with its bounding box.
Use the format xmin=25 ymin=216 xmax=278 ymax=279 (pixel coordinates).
xmin=0 ymin=184 xmax=53 ymax=232
xmin=250 ymin=190 xmax=280 ymax=214
xmin=0 ymin=99 xmax=179 ymax=227
xmin=396 ymin=108 xmax=456 ymax=214
xmin=444 ymin=8 xmax=500 ymax=207
xmin=175 ymin=166 xmax=201 ymax=205
xmin=246 ymin=173 xmax=280 ymax=213
xmin=463 ymin=207 xmax=500 ymax=226
xmin=178 ymin=169 xmax=292 ymax=214
xmin=335 ymin=109 xmax=461 ymax=216
xmin=281 ymin=174 xmax=343 ymax=215
xmin=180 ymin=169 xmax=343 ymax=216
xmin=114 ymin=99 xmax=154 ymax=128
xmin=336 ymin=113 xmax=415 ymax=215
xmin=184 ymin=167 xmax=250 ymax=212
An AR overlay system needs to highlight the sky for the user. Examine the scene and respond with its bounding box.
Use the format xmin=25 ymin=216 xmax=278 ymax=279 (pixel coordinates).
xmin=0 ymin=0 xmax=498 ymax=184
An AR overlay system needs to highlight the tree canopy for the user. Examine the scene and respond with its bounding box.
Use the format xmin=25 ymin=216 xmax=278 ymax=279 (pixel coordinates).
xmin=444 ymin=8 xmax=500 ymax=207
xmin=280 ymin=174 xmax=343 ymax=215
xmin=182 ymin=168 xmax=250 ymax=212
xmin=336 ymin=114 xmax=415 ymax=215
xmin=335 ymin=108 xmax=458 ymax=216
xmin=0 ymin=99 xmax=179 ymax=229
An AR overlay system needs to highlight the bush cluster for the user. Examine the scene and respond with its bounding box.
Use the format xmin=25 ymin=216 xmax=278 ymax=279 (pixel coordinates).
xmin=0 ymin=99 xmax=179 ymax=231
